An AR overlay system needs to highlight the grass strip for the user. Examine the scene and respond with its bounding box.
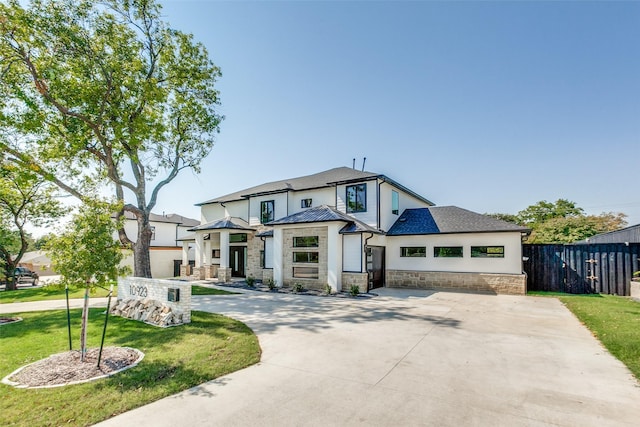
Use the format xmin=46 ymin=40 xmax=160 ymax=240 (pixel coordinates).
xmin=0 ymin=309 xmax=260 ymax=427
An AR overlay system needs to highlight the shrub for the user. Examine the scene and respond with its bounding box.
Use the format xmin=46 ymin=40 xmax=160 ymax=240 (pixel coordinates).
xmin=292 ymin=282 xmax=304 ymax=293
xmin=324 ymin=283 xmax=333 ymax=295
xmin=246 ymin=275 xmax=256 ymax=287
xmin=349 ymin=284 xmax=360 ymax=297
xmin=266 ymin=278 xmax=277 ymax=291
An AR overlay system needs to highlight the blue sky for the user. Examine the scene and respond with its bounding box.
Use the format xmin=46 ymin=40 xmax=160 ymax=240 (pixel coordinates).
xmin=153 ymin=0 xmax=640 ymax=225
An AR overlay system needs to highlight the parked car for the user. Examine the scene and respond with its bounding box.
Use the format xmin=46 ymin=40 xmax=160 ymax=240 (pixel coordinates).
xmin=14 ymin=267 xmax=39 ymax=285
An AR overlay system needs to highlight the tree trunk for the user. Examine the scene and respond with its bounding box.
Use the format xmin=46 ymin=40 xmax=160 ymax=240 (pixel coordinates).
xmin=80 ymin=283 xmax=90 ymax=362
xmin=2 ymin=260 xmax=17 ymax=291
xmin=133 ymin=214 xmax=153 ymax=278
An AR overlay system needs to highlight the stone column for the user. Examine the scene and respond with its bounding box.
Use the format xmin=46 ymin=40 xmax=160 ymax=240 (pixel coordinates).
xmin=327 ymin=223 xmax=342 ymax=292
xmin=273 ymin=227 xmax=283 ymax=287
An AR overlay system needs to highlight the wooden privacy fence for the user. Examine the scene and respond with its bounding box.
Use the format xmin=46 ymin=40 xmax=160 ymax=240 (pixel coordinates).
xmin=523 ymin=243 xmax=640 ymax=295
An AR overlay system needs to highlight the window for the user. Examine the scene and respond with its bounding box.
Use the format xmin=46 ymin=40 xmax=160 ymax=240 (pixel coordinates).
xmin=392 ymin=190 xmax=399 ymax=215
xmin=400 ymin=247 xmax=426 ymax=257
xmin=150 ymin=226 xmax=156 ymax=240
xmin=434 ymin=246 xmax=463 ymax=258
xmin=346 ymin=184 xmax=367 ymax=213
xmin=261 ymin=200 xmax=274 ymax=223
xmin=293 ymin=236 xmax=319 ymax=247
xmin=229 ymin=233 xmax=247 ymax=243
xmin=471 ymin=246 xmax=505 ymax=258
xmin=212 ymin=249 xmax=221 ymax=258
xmin=293 ymin=252 xmax=319 ymax=263
xmin=293 ymin=267 xmax=319 ymax=279
xmin=260 ymin=250 xmax=265 ymax=268
xmin=301 ymin=198 xmax=312 ymax=208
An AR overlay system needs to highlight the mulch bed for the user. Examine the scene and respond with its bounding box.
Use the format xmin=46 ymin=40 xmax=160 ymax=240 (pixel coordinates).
xmin=214 ymin=282 xmax=376 ymax=298
xmin=4 ymin=347 xmax=142 ymax=388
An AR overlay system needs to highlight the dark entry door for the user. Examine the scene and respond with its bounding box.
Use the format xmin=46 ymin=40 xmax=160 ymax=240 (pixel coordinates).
xmin=367 ymin=246 xmax=385 ymax=290
xmin=229 ymin=246 xmax=246 ymax=278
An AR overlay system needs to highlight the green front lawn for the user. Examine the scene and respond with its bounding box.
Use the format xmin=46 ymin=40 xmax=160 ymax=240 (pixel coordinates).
xmin=0 ymin=284 xmax=234 ymax=303
xmin=0 ymin=309 xmax=261 ymax=427
xmin=531 ymin=292 xmax=640 ymax=380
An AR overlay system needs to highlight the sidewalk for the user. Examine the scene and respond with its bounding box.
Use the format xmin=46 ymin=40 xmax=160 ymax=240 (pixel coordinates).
xmin=0 ymin=298 xmax=108 ymax=314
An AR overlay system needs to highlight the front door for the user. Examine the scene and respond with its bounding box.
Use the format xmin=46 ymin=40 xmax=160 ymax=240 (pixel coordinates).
xmin=367 ymin=246 xmax=385 ymax=290
xmin=229 ymin=246 xmax=246 ymax=278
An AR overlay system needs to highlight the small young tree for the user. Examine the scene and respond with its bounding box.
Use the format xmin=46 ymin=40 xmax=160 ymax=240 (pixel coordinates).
xmin=47 ymin=201 xmax=129 ymax=361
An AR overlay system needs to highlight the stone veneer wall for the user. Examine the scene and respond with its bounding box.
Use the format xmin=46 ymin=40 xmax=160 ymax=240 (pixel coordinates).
xmin=262 ymin=269 xmax=273 ymax=283
xmin=244 ymin=231 xmax=262 ymax=280
xmin=341 ymin=272 xmax=368 ymax=293
xmin=386 ymin=270 xmax=526 ymax=295
xmin=117 ymin=277 xmax=192 ymax=323
xmin=283 ymin=226 xmax=328 ymax=290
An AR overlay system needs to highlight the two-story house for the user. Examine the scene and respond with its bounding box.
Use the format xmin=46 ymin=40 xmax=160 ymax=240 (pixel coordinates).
xmin=180 ymin=167 xmax=529 ymax=294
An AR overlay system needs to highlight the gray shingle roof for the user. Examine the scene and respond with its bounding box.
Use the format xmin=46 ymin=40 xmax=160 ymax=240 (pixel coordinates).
xmin=387 ymin=206 xmax=530 ymax=236
xmin=119 ymin=211 xmax=200 ymax=226
xmin=188 ymin=217 xmax=254 ymax=232
xmin=196 ymin=167 xmax=432 ymax=206
xmin=267 ymin=205 xmax=381 ymax=234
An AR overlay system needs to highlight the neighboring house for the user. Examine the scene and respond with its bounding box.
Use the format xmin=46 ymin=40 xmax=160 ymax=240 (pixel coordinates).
xmin=180 ymin=167 xmax=529 ymax=294
xmin=18 ymin=250 xmax=55 ymax=277
xmin=118 ymin=212 xmax=199 ymax=278
xmin=578 ymin=224 xmax=640 ymax=244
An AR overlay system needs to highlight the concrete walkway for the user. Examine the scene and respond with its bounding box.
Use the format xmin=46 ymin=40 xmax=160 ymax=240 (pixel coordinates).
xmin=89 ymin=289 xmax=640 ymax=427
xmin=3 ymin=289 xmax=638 ymax=425
xmin=0 ymin=297 xmax=108 ymax=314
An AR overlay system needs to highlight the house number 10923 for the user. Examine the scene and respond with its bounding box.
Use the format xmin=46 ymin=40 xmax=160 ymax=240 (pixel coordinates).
xmin=130 ymin=285 xmax=148 ymax=298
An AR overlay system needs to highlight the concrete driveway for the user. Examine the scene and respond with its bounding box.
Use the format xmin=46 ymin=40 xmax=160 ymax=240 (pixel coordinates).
xmin=96 ymin=289 xmax=640 ymax=426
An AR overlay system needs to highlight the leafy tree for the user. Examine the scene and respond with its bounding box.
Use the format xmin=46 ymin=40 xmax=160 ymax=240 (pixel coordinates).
xmin=530 ymin=212 xmax=628 ymax=244
xmin=0 ymin=0 xmax=223 ymax=277
xmin=516 ymin=199 xmax=584 ymax=225
xmin=46 ymin=201 xmax=129 ymax=361
xmin=488 ymin=199 xmax=627 ymax=244
xmin=0 ymin=162 xmax=64 ymax=290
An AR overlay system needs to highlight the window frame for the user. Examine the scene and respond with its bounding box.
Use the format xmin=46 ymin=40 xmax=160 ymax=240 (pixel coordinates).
xmin=400 ymin=246 xmax=426 ymax=257
xmin=293 ymin=236 xmax=319 ymax=248
xmin=260 ymin=200 xmax=275 ymax=224
xmin=346 ymin=183 xmax=367 ymax=213
xmin=434 ymin=246 xmax=464 ymax=258
xmin=392 ymin=190 xmax=399 ymax=215
xmin=293 ymin=251 xmax=319 ymax=263
xmin=471 ymin=246 xmax=505 ymax=258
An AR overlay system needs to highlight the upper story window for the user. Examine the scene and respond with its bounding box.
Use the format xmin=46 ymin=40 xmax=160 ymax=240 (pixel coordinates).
xmin=392 ymin=190 xmax=399 ymax=215
xmin=346 ymin=184 xmax=367 ymax=213
xmin=261 ymin=200 xmax=274 ymax=224
xmin=150 ymin=226 xmax=156 ymax=240
xmin=301 ymin=198 xmax=312 ymax=208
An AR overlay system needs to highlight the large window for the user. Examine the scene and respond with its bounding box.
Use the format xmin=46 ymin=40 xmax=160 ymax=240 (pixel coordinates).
xmin=293 ymin=252 xmax=319 ymax=263
xmin=346 ymin=184 xmax=367 ymax=213
xmin=261 ymin=200 xmax=274 ymax=224
xmin=471 ymin=246 xmax=505 ymax=258
xmin=434 ymin=246 xmax=463 ymax=258
xmin=293 ymin=267 xmax=319 ymax=279
xmin=400 ymin=247 xmax=426 ymax=257
xmin=392 ymin=190 xmax=399 ymax=215
xmin=293 ymin=236 xmax=319 ymax=247
xmin=229 ymin=233 xmax=247 ymax=243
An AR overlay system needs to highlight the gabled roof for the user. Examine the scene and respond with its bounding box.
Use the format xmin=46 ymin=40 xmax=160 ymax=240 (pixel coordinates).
xmin=387 ymin=206 xmax=530 ymax=236
xmin=188 ymin=217 xmax=254 ymax=232
xmin=120 ymin=211 xmax=200 ymax=226
xmin=267 ymin=205 xmax=382 ymax=234
xmin=196 ymin=167 xmax=433 ymax=206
